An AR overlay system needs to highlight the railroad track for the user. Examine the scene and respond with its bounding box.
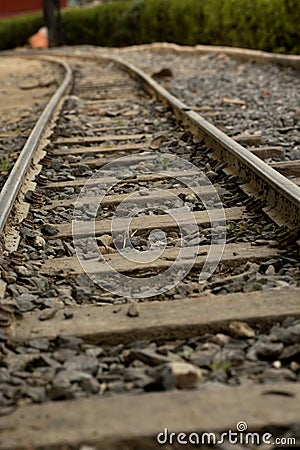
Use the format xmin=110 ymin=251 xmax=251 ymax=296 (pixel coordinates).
xmin=0 ymin=52 xmax=299 ymax=449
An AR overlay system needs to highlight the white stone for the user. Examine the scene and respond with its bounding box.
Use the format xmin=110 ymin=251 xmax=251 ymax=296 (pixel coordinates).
xmin=168 ymin=362 xmax=202 ymax=389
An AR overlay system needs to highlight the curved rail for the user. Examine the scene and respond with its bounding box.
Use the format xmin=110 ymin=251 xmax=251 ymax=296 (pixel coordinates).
xmin=23 ymin=49 xmax=300 ymax=230
xmin=1 ymin=50 xmax=299 ymax=230
xmin=109 ymin=56 xmax=300 ymax=230
xmin=0 ymin=57 xmax=72 ymax=234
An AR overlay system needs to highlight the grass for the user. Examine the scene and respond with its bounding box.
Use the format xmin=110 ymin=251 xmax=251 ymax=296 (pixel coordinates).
xmin=0 ymin=158 xmax=10 ymax=173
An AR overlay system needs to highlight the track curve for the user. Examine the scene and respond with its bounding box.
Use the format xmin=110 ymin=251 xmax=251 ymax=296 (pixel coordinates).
xmin=0 ymin=57 xmax=72 ymax=234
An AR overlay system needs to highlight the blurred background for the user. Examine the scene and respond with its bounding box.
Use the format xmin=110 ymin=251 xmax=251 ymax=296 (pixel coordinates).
xmin=0 ymin=0 xmax=110 ymax=18
xmin=0 ymin=0 xmax=299 ymax=54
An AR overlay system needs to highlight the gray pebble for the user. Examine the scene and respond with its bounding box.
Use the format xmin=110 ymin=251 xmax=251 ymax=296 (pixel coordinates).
xmin=63 ymin=355 xmax=99 ymax=374
xmin=38 ymin=309 xmax=58 ymax=321
xmin=261 ymin=368 xmax=297 ymax=382
xmin=28 ymin=338 xmax=49 ymax=351
xmin=252 ymin=341 xmax=284 ymax=359
xmin=16 ymin=293 xmax=37 ymax=312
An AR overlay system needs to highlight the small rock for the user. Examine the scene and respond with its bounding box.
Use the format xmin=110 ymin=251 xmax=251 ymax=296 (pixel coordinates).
xmin=265 ymin=264 xmax=276 ymax=275
xmin=210 ymin=368 xmax=228 ymax=383
xmin=72 ymin=285 xmax=91 ymax=302
xmin=211 ymin=333 xmax=230 ymax=346
xmin=279 ymin=344 xmax=300 ymax=361
xmin=157 ymin=344 xmax=175 ymax=356
xmin=41 ymin=354 xmax=61 ymax=368
xmin=271 ymin=323 xmax=300 ymax=344
xmin=0 ymin=330 xmax=8 ymax=342
xmin=80 ymin=377 xmax=99 ymax=394
xmin=185 ymin=194 xmax=197 ymax=202
xmin=107 ymin=381 xmax=126 ymax=393
xmin=14 ymin=265 xmax=32 ymax=277
xmin=228 ymin=321 xmax=255 ymax=338
xmin=41 ymin=224 xmax=58 ymax=236
xmin=129 ymin=348 xmax=179 ymax=366
xmin=85 ymin=346 xmax=104 ymax=358
xmin=63 ymin=241 xmax=75 ymax=256
xmin=0 ymin=368 xmax=10 ymax=382
xmin=1 ymin=270 xmax=17 ymax=283
xmin=0 ymin=304 xmax=13 ymax=327
xmin=234 ymin=134 xmax=264 ymax=146
xmin=290 ymin=361 xmax=299 ymax=372
xmin=168 ymin=361 xmax=202 ymax=389
xmin=293 ymin=108 xmax=300 ymax=121
xmin=20 ymin=225 xmax=37 ymax=239
xmin=43 ymin=289 xmax=58 ymax=298
xmin=47 ymin=385 xmax=75 ymax=401
xmin=261 ymin=368 xmax=297 ymax=382
xmin=124 ymin=367 xmax=152 ymax=383
xmin=254 ymin=341 xmax=284 ymax=359
xmin=28 ymin=338 xmax=49 ymax=351
xmin=39 ymin=308 xmax=57 ymax=321
xmin=16 ymin=293 xmax=37 ymax=312
xmin=110 ymin=343 xmax=124 ymax=356
xmin=34 ymin=236 xmax=46 ymax=248
xmin=64 ymin=311 xmax=74 ymax=320
xmin=53 ymin=348 xmax=77 ymax=363
xmin=206 ymin=170 xmax=218 ymax=181
xmin=24 ymin=386 xmax=45 ymax=403
xmin=213 ymin=348 xmax=245 ymax=366
xmin=63 ymin=355 xmax=98 ymax=374
xmin=54 ymin=370 xmax=92 ymax=386
xmin=144 ymin=365 xmax=175 ymax=391
xmin=56 ymin=335 xmax=83 ymax=350
xmin=127 ymin=303 xmax=139 ymax=317
xmin=150 ymin=133 xmax=169 ymax=149
xmin=96 ymin=372 xmax=122 ymax=382
xmin=189 ymin=348 xmax=217 ymax=368
xmin=38 ymin=298 xmax=62 ymax=309
xmin=152 ymin=68 xmax=173 ymax=78
xmin=31 ymin=276 xmax=49 ymax=291
xmin=7 ymin=354 xmax=41 ymax=372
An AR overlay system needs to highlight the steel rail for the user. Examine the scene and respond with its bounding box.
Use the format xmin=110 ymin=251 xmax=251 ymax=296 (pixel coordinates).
xmin=109 ymin=56 xmax=300 ymax=230
xmin=0 ymin=57 xmax=72 ymax=234
xmin=1 ymin=50 xmax=299 ymax=230
xmin=31 ymin=49 xmax=300 ymax=229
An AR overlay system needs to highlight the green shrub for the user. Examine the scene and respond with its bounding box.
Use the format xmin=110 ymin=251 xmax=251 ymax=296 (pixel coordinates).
xmin=0 ymin=13 xmax=43 ymax=49
xmin=0 ymin=0 xmax=299 ymax=54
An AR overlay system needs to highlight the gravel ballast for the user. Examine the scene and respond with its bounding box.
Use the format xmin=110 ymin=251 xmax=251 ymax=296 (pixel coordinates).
xmin=75 ymin=45 xmax=300 ymax=164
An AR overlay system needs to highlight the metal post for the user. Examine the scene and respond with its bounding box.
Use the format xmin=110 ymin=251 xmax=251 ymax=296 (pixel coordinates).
xmin=42 ymin=0 xmax=63 ymax=47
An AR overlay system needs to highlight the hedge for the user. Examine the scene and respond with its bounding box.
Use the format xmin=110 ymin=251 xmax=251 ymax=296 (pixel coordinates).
xmin=0 ymin=13 xmax=43 ymax=50
xmin=0 ymin=0 xmax=299 ymax=54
